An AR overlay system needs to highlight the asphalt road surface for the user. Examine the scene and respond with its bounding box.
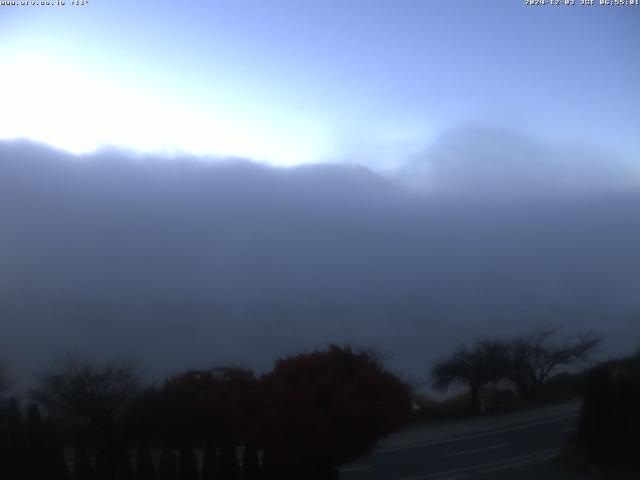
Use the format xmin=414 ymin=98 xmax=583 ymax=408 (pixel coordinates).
xmin=339 ymin=413 xmax=579 ymax=480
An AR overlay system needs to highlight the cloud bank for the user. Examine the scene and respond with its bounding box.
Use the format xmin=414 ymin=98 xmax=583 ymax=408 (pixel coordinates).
xmin=1 ymin=130 xmax=639 ymax=388
xmin=397 ymin=126 xmax=638 ymax=197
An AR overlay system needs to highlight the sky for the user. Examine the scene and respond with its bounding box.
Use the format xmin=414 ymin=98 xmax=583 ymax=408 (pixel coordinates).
xmin=1 ymin=1 xmax=638 ymax=168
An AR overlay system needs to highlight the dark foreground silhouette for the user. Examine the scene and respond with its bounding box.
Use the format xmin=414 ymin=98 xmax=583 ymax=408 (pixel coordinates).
xmin=0 ymin=345 xmax=412 ymax=479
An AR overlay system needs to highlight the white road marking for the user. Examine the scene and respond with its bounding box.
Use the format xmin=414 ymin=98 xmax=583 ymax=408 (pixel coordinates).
xmin=375 ymin=412 xmax=579 ymax=454
xmin=394 ymin=448 xmax=558 ymax=480
xmin=444 ymin=443 xmax=507 ymax=458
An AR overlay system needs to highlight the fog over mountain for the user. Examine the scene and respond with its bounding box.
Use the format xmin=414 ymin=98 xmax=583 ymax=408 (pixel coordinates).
xmin=397 ymin=126 xmax=638 ymax=196
xmin=1 ymin=128 xmax=639 ymax=388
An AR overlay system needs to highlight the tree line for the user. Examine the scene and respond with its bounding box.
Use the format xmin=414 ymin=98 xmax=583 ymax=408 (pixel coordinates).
xmin=0 ymin=345 xmax=412 ymax=480
xmin=431 ymin=326 xmax=600 ymax=412
xmin=0 ymin=328 xmax=604 ymax=478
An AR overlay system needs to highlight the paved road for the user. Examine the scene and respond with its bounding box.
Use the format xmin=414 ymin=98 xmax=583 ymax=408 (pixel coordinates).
xmin=340 ymin=413 xmax=579 ymax=480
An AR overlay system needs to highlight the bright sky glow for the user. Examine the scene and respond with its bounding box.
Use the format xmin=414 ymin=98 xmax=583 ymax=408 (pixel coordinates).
xmin=0 ymin=1 xmax=638 ymax=167
xmin=0 ymin=58 xmax=332 ymax=166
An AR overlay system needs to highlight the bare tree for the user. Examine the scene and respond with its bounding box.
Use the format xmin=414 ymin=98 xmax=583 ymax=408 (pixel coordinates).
xmin=507 ymin=327 xmax=600 ymax=398
xmin=31 ymin=356 xmax=141 ymax=448
xmin=432 ymin=339 xmax=511 ymax=412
